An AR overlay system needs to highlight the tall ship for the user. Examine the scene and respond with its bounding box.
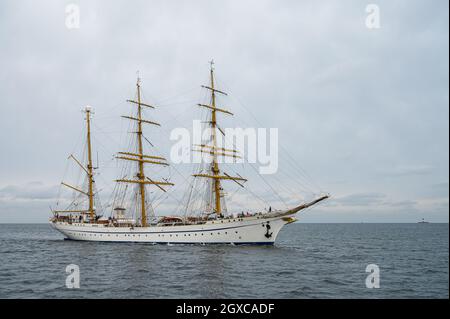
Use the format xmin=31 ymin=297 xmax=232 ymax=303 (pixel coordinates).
xmin=51 ymin=63 xmax=328 ymax=244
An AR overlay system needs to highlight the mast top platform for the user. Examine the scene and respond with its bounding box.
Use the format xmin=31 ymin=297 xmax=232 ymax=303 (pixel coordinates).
xmin=83 ymin=105 xmax=93 ymax=113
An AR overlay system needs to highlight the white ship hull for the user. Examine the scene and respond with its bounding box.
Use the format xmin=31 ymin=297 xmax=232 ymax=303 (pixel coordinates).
xmin=51 ymin=214 xmax=296 ymax=245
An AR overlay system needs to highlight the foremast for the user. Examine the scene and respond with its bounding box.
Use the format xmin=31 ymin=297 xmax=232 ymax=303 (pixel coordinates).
xmin=115 ymin=77 xmax=173 ymax=227
xmin=194 ymin=61 xmax=247 ymax=217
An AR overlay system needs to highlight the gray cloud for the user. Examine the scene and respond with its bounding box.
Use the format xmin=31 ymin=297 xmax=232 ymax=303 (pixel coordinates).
xmin=333 ymin=192 xmax=386 ymax=206
xmin=0 ymin=182 xmax=59 ymax=201
xmin=379 ymin=165 xmax=434 ymax=177
xmin=432 ymin=182 xmax=449 ymax=191
xmin=330 ymin=192 xmax=418 ymax=210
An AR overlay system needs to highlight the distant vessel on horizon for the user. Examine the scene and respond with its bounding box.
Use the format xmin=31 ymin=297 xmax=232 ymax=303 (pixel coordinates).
xmin=418 ymin=218 xmax=430 ymax=224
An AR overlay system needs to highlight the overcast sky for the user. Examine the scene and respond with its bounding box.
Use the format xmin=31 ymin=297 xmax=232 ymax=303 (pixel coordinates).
xmin=0 ymin=0 xmax=448 ymax=223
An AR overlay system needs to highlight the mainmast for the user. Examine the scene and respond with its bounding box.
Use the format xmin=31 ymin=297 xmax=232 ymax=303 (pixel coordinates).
xmin=115 ymin=77 xmax=173 ymax=227
xmin=194 ymin=61 xmax=247 ymax=216
xmin=85 ymin=107 xmax=95 ymax=221
xmin=209 ymin=63 xmax=222 ymax=214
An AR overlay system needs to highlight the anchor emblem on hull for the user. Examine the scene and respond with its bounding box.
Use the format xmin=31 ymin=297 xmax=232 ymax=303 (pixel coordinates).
xmin=264 ymin=222 xmax=273 ymax=238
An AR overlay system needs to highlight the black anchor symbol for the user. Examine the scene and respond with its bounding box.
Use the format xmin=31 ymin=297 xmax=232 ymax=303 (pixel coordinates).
xmin=264 ymin=222 xmax=273 ymax=238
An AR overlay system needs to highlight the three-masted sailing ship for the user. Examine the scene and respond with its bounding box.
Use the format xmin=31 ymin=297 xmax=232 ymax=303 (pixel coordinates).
xmin=51 ymin=63 xmax=328 ymax=244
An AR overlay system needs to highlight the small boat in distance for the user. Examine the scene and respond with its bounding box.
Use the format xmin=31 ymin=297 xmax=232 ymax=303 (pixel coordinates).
xmin=418 ymin=218 xmax=430 ymax=224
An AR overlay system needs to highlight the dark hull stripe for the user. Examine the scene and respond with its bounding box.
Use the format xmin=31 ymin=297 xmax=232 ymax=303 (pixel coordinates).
xmin=64 ymin=238 xmax=274 ymax=245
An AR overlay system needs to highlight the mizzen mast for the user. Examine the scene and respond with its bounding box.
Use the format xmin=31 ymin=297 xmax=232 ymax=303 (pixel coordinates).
xmin=56 ymin=106 xmax=96 ymax=221
xmin=115 ymin=77 xmax=173 ymax=227
xmin=194 ymin=61 xmax=247 ymax=216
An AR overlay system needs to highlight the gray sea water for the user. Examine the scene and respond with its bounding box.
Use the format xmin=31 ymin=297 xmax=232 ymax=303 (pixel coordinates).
xmin=0 ymin=223 xmax=448 ymax=299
